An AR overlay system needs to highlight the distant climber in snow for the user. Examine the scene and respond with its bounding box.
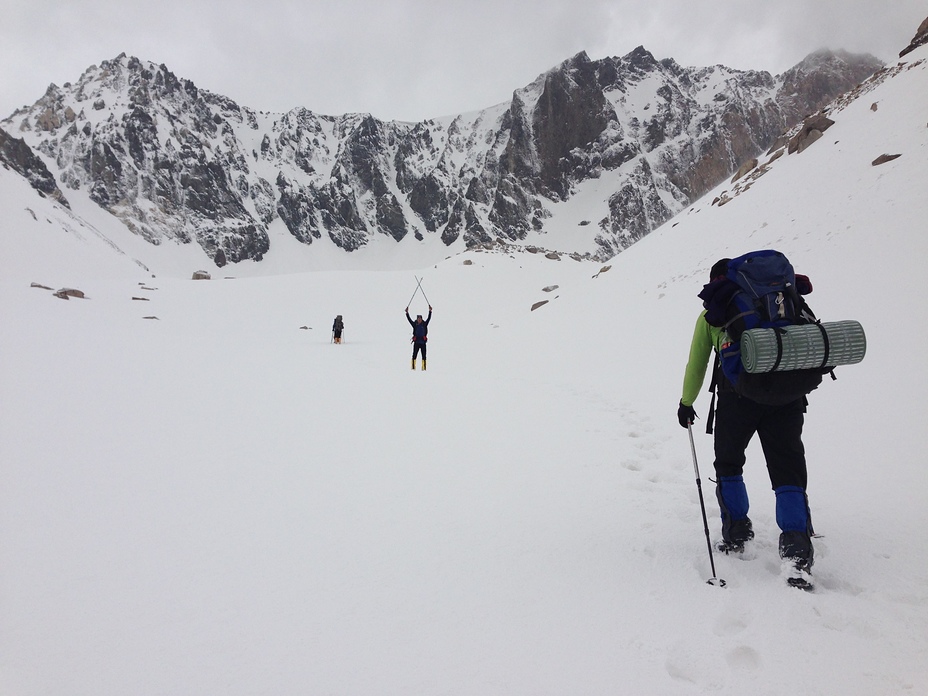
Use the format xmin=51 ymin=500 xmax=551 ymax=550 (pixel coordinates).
xmin=406 ymin=306 xmax=431 ymax=370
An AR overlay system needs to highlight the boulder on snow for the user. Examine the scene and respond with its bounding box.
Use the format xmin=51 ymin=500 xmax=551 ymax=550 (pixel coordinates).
xmin=766 ymin=149 xmax=785 ymax=165
xmin=531 ymin=300 xmax=549 ymax=311
xmin=788 ymin=113 xmax=835 ymax=154
xmin=192 ymin=270 xmax=211 ymax=280
xmin=53 ymin=288 xmax=86 ymax=300
xmin=542 ymin=285 xmax=559 ymax=292
xmin=872 ymin=153 xmax=902 ymax=166
xmin=766 ymin=134 xmax=789 ymax=155
xmin=797 ymin=129 xmax=824 ymax=153
xmin=731 ymin=158 xmax=758 ymax=183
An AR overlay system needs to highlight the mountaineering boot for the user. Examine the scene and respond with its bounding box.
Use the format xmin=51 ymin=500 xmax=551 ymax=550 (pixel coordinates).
xmin=411 ymin=358 xmax=416 ymax=370
xmin=421 ymin=359 xmax=427 ymax=371
xmin=776 ymin=485 xmax=814 ymax=589
xmin=780 ymin=530 xmax=815 ymax=590
xmin=716 ymin=476 xmax=753 ymax=553
xmin=716 ymin=518 xmax=754 ymax=554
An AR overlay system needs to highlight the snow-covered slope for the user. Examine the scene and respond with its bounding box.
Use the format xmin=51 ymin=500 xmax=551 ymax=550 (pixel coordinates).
xmin=0 ymin=46 xmax=926 ymax=696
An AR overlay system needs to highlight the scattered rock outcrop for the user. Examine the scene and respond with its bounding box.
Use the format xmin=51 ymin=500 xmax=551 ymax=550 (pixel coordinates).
xmin=707 ymin=23 xmax=927 ymax=213
xmin=788 ymin=112 xmax=836 ymax=154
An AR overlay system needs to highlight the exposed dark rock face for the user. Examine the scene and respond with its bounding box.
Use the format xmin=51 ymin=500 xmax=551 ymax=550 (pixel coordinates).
xmin=900 ymin=16 xmax=928 ymax=57
xmin=0 ymin=126 xmax=69 ymax=207
xmin=1 ymin=48 xmax=882 ymax=263
xmin=777 ymin=49 xmax=885 ymax=122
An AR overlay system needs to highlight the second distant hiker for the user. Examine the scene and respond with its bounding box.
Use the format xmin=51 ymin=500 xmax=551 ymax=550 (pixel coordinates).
xmin=406 ymin=306 xmax=431 ymax=370
xmin=332 ymin=315 xmax=344 ymax=344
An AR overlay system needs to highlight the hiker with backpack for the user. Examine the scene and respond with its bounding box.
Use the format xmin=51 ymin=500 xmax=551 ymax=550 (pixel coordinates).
xmin=332 ymin=315 xmax=345 ymax=344
xmin=677 ymin=251 xmax=820 ymax=590
xmin=406 ymin=306 xmax=431 ymax=370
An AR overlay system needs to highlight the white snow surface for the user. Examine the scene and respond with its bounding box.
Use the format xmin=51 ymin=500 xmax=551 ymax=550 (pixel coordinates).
xmin=2 ymin=48 xmax=927 ymax=695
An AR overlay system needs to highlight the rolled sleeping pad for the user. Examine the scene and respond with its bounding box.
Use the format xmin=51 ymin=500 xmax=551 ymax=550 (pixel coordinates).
xmin=741 ymin=320 xmax=866 ymax=374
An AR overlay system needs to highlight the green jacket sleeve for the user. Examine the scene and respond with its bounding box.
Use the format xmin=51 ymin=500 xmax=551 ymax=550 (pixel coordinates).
xmin=681 ymin=311 xmax=722 ymax=407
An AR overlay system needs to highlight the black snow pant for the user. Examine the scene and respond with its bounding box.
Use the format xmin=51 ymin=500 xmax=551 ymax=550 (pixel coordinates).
xmin=412 ymin=341 xmax=427 ymax=361
xmin=713 ymin=391 xmax=812 ymax=546
xmin=713 ymin=391 xmax=807 ymax=489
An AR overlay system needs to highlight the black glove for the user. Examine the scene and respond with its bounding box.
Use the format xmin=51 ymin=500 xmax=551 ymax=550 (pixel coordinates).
xmin=677 ymin=401 xmax=697 ymax=428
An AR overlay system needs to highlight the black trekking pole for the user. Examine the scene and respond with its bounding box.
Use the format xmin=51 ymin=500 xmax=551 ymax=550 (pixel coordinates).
xmin=687 ymin=423 xmax=726 ymax=588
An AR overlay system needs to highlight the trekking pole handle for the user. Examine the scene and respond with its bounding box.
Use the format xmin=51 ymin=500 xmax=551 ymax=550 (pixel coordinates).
xmin=687 ymin=422 xmax=700 ymax=479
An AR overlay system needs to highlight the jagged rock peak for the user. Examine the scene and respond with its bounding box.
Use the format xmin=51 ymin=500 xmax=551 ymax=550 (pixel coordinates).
xmin=558 ymin=51 xmax=593 ymax=69
xmin=776 ymin=49 xmax=883 ymax=120
xmin=626 ymin=45 xmax=659 ymax=66
xmin=783 ymin=48 xmax=884 ymax=76
xmin=0 ymin=46 xmax=885 ymax=266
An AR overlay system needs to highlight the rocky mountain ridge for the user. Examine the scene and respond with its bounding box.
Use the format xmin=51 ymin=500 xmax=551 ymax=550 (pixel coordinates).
xmin=1 ymin=47 xmax=882 ymax=266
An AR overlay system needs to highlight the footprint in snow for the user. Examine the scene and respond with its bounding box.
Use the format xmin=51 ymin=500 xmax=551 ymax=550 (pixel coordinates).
xmin=725 ymin=645 xmax=762 ymax=673
xmin=713 ymin=614 xmax=749 ymax=637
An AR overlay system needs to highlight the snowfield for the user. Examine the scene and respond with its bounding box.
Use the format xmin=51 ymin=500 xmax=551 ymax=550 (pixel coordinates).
xmin=1 ymin=47 xmax=927 ymax=696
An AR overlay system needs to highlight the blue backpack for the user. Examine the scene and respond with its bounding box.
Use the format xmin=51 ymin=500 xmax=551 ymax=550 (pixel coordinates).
xmin=698 ymin=250 xmax=826 ymax=407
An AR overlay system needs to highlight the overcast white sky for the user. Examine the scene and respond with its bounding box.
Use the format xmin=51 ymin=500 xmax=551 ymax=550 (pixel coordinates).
xmin=2 ymin=1 xmax=925 ymax=122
